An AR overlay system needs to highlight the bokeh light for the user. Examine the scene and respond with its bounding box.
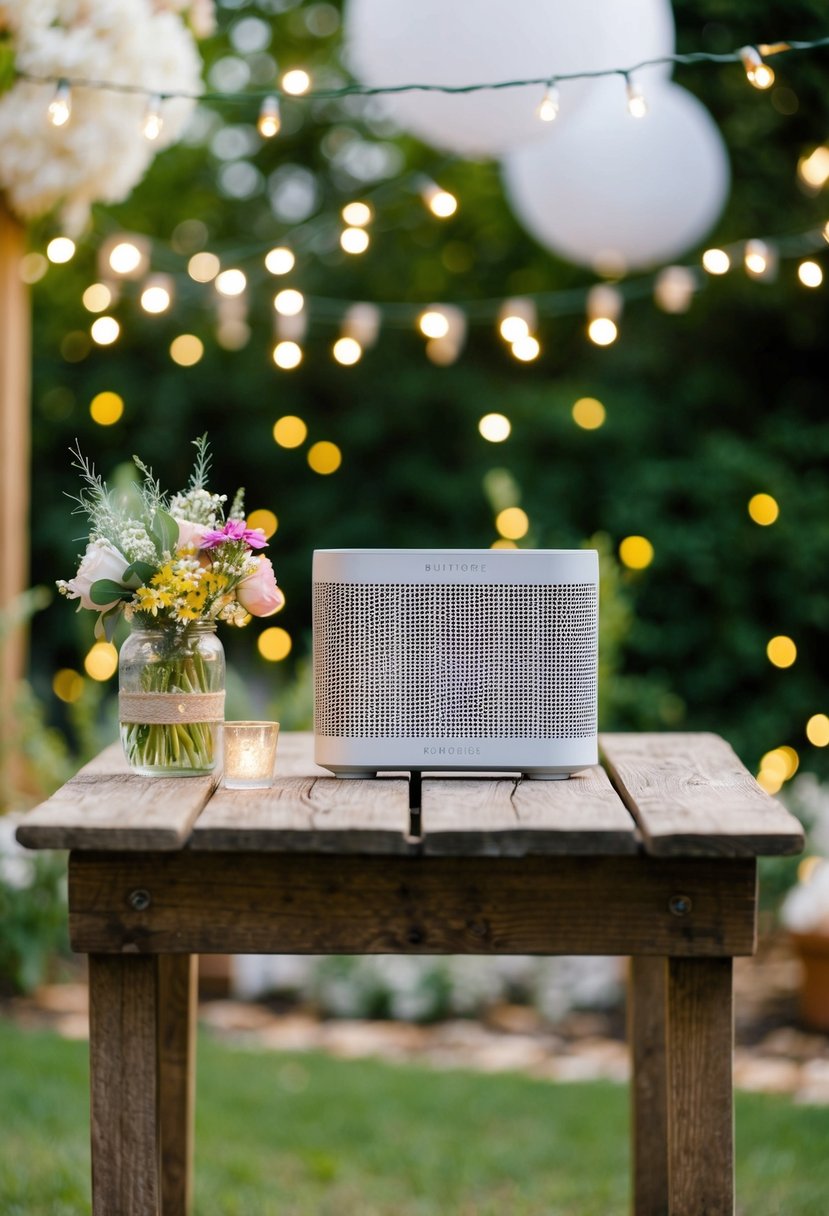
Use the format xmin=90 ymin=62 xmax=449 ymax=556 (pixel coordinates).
xmin=90 ymin=317 xmax=120 ymax=345
xmin=572 ymin=397 xmax=606 ymax=429
xmin=499 ymin=316 xmax=530 ymax=343
xmin=274 ymin=288 xmax=304 ymax=316
xmin=342 ymin=202 xmax=373 ymax=227
xmin=215 ymin=268 xmax=247 ymax=296
xmin=495 ymin=507 xmax=529 ymax=540
xmin=333 ymin=337 xmax=362 ymax=365
xmin=273 ymin=415 xmax=307 ymax=447
xmin=511 ymin=335 xmax=540 ymax=361
xmin=258 ymin=627 xmax=292 ymax=661
xmin=702 ymin=248 xmax=730 ymax=275
xmin=478 ymin=413 xmax=511 ymax=442
xmin=619 ymin=536 xmax=654 ymax=569
xmin=419 ymin=310 xmax=450 ymax=339
xmin=188 ymin=252 xmax=221 ymax=283
xmin=767 ymin=635 xmax=797 ymax=668
xmin=265 ymin=247 xmax=295 ymax=275
xmin=84 ymin=642 xmax=118 ymax=681
xmin=798 ymin=260 xmax=823 ymax=288
xmin=109 ymin=241 xmax=142 ymax=275
xmin=340 ymin=227 xmax=370 ymax=254
xmin=282 ymin=68 xmax=311 ymax=95
xmin=273 ymin=340 xmax=302 ymax=369
xmin=83 ymin=283 xmax=112 ymax=313
xmin=89 ymin=390 xmax=124 ymax=426
xmin=170 ymin=335 xmax=204 ymax=366
xmin=52 ymin=668 xmax=84 ymax=703
xmin=806 ymin=714 xmax=829 ymax=747
xmin=247 ymin=509 xmax=278 ymax=539
xmin=587 ymin=318 xmax=617 ymax=346
xmin=307 ymin=441 xmax=342 ymax=475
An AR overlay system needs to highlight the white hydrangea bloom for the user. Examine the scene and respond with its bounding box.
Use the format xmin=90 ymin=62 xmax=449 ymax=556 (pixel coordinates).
xmin=0 ymin=0 xmax=209 ymax=231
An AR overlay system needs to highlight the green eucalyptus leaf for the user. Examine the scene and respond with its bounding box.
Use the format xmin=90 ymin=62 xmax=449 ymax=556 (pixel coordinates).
xmin=89 ymin=579 xmax=132 ymax=606
xmin=152 ymin=510 xmax=179 ymax=556
xmin=122 ymin=560 xmax=157 ymax=585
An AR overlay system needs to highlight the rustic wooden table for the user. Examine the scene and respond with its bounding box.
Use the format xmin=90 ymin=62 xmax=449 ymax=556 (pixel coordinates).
xmin=17 ymin=731 xmax=804 ymax=1216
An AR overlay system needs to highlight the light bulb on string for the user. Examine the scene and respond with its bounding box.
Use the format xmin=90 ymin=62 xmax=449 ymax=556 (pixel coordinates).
xmin=47 ymin=79 xmax=72 ymax=127
xmin=625 ymin=74 xmax=648 ymax=118
xmin=421 ymin=181 xmax=458 ymax=219
xmin=536 ymin=83 xmax=560 ymax=123
xmin=744 ymin=239 xmax=777 ymax=280
xmin=497 ymin=298 xmax=537 ymax=344
xmin=740 ymin=46 xmax=775 ymax=89
xmin=258 ymin=95 xmax=281 ymax=139
xmin=142 ymin=95 xmax=164 ymax=141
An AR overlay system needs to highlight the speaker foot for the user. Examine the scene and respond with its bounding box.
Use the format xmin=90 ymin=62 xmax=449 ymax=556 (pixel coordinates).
xmin=334 ymin=771 xmax=377 ymax=779
xmin=523 ymin=772 xmax=570 ymax=781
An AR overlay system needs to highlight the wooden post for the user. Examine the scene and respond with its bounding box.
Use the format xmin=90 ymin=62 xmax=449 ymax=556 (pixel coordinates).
xmin=629 ymin=956 xmax=669 ymax=1216
xmin=0 ymin=198 xmax=30 ymax=726
xmin=157 ymin=954 xmax=198 ymax=1216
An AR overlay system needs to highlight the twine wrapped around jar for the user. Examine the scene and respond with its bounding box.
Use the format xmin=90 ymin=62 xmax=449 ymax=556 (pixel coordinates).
xmin=118 ymin=691 xmax=225 ymax=725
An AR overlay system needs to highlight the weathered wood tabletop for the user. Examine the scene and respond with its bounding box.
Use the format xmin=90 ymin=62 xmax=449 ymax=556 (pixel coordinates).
xmin=14 ymin=732 xmax=805 ymax=1216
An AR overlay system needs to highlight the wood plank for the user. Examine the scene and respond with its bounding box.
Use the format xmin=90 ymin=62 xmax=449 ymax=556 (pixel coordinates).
xmin=157 ymin=955 xmax=197 ymax=1216
xmin=628 ymin=957 xmax=668 ymax=1216
xmin=15 ymin=743 xmax=217 ymax=851
xmin=69 ymin=851 xmax=757 ymax=957
xmin=600 ymin=732 xmax=804 ymax=857
xmin=191 ymin=776 xmax=412 ymax=853
xmin=88 ymin=954 xmax=160 ymax=1216
xmin=667 ymin=957 xmax=734 ymax=1215
xmin=420 ymin=766 xmax=638 ymax=856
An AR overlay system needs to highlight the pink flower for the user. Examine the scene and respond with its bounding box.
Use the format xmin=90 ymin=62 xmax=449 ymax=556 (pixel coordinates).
xmin=237 ymin=556 xmax=284 ymax=617
xmin=57 ymin=539 xmax=130 ymax=611
xmin=201 ymin=519 xmax=268 ymax=550
xmin=174 ymin=518 xmax=210 ymax=551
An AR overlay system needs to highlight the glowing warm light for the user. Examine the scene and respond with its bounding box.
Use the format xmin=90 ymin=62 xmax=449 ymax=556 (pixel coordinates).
xmin=109 ymin=241 xmax=142 ymax=275
xmin=748 ymin=493 xmax=779 ymax=525
xmin=265 ymin=247 xmax=295 ymax=275
xmin=333 ymin=337 xmax=362 ymax=365
xmin=307 ymin=441 xmax=342 ymax=475
xmin=572 ymin=397 xmax=606 ymax=430
xmin=170 ymin=334 xmax=204 ymax=367
xmin=273 ymin=415 xmax=307 ymax=447
xmin=258 ymin=626 xmax=292 ymax=661
xmin=188 ymin=252 xmax=220 ymax=283
xmin=19 ymin=253 xmax=48 ymax=284
xmin=587 ymin=318 xmax=617 ymax=346
xmin=142 ymin=95 xmax=163 ymax=141
xmin=424 ymin=186 xmax=458 ymax=218
xmin=619 ymin=535 xmax=654 ymax=570
xmin=342 ymin=201 xmax=373 ymax=227
xmin=744 ymin=240 xmax=770 ymax=276
xmin=767 ymin=635 xmax=797 ymax=668
xmin=419 ymin=310 xmax=450 ymax=340
xmin=798 ymin=260 xmax=823 ymax=288
xmin=247 ymin=509 xmax=278 ymax=540
xmin=511 ymin=335 xmax=540 ymax=361
xmin=756 ymin=769 xmax=783 ymax=795
xmin=702 ymin=248 xmax=730 ymax=275
xmin=215 ymin=269 xmax=247 ymax=296
xmin=499 ymin=316 xmax=530 ymax=343
xmin=48 ymin=80 xmax=72 ymax=126
xmin=806 ymin=713 xmax=829 ymax=747
xmin=52 ymin=668 xmax=84 ymax=703
xmin=741 ymin=47 xmax=775 ymax=90
xmin=273 ymin=340 xmax=302 ymax=370
xmin=491 ymin=539 xmax=518 ymax=550
xmin=82 ymin=283 xmax=112 ymax=312
xmin=282 ymin=69 xmax=311 ymax=95
xmin=89 ymin=390 xmax=124 ymax=426
xmin=495 ymin=507 xmax=529 ymax=540
xmin=478 ymin=413 xmax=511 ymax=443
xmin=626 ymin=78 xmax=648 ymax=118
xmin=46 ymin=237 xmax=75 ymax=264
xmin=798 ymin=146 xmax=829 ymax=190
xmin=340 ymin=227 xmax=370 ymax=254
xmin=654 ymin=265 xmax=696 ymax=313
xmin=537 ymin=86 xmax=560 ymax=122
xmin=84 ymin=642 xmax=118 ymax=681
xmin=90 ymin=316 xmax=120 ymax=345
xmin=760 ymin=746 xmax=799 ymax=781
xmin=140 ymin=283 xmax=171 ymax=314
xmin=257 ymin=94 xmax=281 ymax=138
xmin=274 ymin=288 xmax=304 ymax=316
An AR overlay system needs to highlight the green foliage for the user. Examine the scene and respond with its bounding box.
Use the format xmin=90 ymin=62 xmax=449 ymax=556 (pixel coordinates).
xmin=1 ymin=1023 xmax=829 ymax=1214
xmin=0 ymin=847 xmax=68 ymax=994
xmin=26 ymin=0 xmax=829 ymax=785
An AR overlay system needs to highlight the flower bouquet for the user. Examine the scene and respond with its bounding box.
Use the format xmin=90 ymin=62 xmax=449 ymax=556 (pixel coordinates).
xmin=58 ymin=435 xmax=283 ymax=776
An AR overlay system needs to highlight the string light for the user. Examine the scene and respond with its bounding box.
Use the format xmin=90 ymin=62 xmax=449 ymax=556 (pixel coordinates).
xmin=188 ymin=251 xmax=220 ymax=283
xmin=536 ymin=84 xmax=560 ymax=123
xmin=90 ymin=316 xmax=120 ymax=345
xmin=273 ymin=340 xmax=302 ymax=369
xmin=702 ymin=248 xmax=731 ymax=275
xmin=341 ymin=302 xmax=381 ymax=348
xmin=422 ymin=182 xmax=458 ymax=218
xmin=47 ymin=79 xmax=71 ymax=127
xmin=625 ymin=74 xmax=648 ymax=118
xmin=479 ymin=413 xmax=511 ymax=442
xmin=272 ymin=415 xmax=307 ymax=447
xmin=215 ymin=268 xmax=246 ymax=296
xmin=108 ymin=240 xmax=144 ymax=276
xmin=418 ymin=309 xmax=450 ymax=340
xmin=744 ymin=239 xmax=777 ymax=280
xmin=340 ymin=227 xmax=370 ymax=254
xmin=740 ymin=46 xmax=775 ymax=90
xmin=274 ymin=288 xmax=304 ymax=316
xmin=257 ymin=94 xmax=281 ymax=138
xmin=495 ymin=507 xmax=529 ymax=541
xmin=342 ymin=201 xmax=373 ymax=227
xmin=798 ymin=146 xmax=829 ymax=191
xmin=653 ymin=265 xmax=697 ymax=313
xmin=498 ymin=298 xmax=536 ymax=343
xmin=332 ymin=336 xmax=362 ymax=365
xmin=806 ymin=714 xmax=829 ymax=747
xmin=798 ymin=259 xmax=823 ymax=287
xmin=767 ymin=635 xmax=797 ymax=668
xmin=258 ymin=627 xmax=292 ymax=661
xmin=511 ymin=334 xmax=540 ymax=361
xmin=572 ymin=397 xmax=606 ymax=430
xmin=281 ymin=69 xmax=311 ymax=96
xmin=89 ymin=390 xmax=124 ymax=426
xmin=141 ymin=94 xmax=164 ymax=141
xmin=140 ymin=275 xmax=173 ymax=314
xmin=307 ymin=440 xmax=342 ymax=474
xmin=587 ymin=318 xmax=618 ymax=346
xmin=169 ymin=334 xmax=204 ymax=366
xmin=82 ymin=283 xmax=112 ymax=312
xmin=619 ymin=536 xmax=654 ymax=569
xmin=46 ymin=237 xmax=75 ymax=264
xmin=748 ymin=493 xmax=779 ymax=525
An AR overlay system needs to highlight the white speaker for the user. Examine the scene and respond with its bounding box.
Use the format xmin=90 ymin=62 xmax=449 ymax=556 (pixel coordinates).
xmin=313 ymin=548 xmax=598 ymax=779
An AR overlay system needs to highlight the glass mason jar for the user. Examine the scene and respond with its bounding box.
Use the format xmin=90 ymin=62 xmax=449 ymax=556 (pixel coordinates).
xmin=118 ymin=621 xmax=225 ymax=777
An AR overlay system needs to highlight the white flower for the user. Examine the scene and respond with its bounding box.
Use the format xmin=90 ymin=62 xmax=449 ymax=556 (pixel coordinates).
xmin=0 ymin=0 xmax=208 ymax=230
xmin=781 ymin=861 xmax=829 ymax=934
xmin=58 ymin=538 xmax=129 ymax=611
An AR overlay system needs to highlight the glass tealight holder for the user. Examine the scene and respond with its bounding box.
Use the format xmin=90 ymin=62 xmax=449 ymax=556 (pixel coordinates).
xmin=222 ymin=721 xmax=279 ymax=789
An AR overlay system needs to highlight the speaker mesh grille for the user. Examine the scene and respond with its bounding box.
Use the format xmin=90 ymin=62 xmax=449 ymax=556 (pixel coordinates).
xmin=314 ymin=582 xmax=597 ymax=739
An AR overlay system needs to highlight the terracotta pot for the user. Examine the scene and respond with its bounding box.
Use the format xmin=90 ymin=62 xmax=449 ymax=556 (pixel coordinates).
xmin=790 ymin=931 xmax=829 ymax=1032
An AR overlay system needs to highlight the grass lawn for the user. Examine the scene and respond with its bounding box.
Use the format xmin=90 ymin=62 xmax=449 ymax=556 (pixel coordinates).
xmin=1 ymin=1019 xmax=828 ymax=1215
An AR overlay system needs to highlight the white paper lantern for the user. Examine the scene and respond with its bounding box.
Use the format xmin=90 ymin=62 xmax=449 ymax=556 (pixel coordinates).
xmin=501 ymin=80 xmax=730 ymax=272
xmin=343 ymin=0 xmax=675 ymax=159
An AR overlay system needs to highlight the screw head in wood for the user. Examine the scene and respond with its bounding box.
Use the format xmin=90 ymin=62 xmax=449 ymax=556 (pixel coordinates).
xmin=128 ymin=888 xmax=151 ymax=911
xmin=669 ymin=894 xmax=692 ymax=916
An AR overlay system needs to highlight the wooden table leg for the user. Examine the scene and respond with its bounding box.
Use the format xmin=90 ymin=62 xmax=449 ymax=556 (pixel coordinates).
xmin=629 ymin=956 xmax=668 ymax=1216
xmin=88 ymin=954 xmax=161 ymax=1216
xmin=158 ymin=955 xmax=198 ymax=1216
xmin=667 ymin=958 xmax=734 ymax=1216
